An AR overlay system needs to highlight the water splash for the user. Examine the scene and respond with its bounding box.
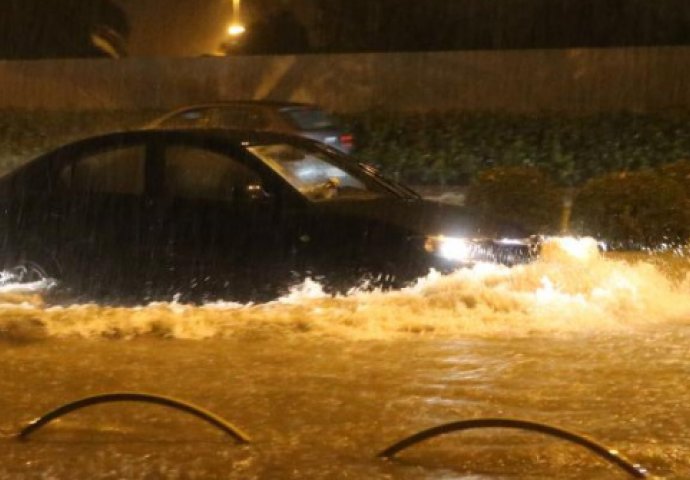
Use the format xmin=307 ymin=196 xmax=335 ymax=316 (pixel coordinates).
xmin=0 ymin=268 xmax=56 ymax=294
xmin=0 ymin=237 xmax=688 ymax=341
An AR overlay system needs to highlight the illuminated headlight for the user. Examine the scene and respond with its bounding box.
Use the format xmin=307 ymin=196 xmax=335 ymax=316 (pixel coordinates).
xmin=424 ymin=236 xmax=472 ymax=262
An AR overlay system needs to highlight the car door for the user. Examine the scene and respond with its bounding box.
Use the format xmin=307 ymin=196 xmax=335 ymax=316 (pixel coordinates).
xmin=44 ymin=137 xmax=150 ymax=292
xmin=148 ymin=137 xmax=293 ymax=300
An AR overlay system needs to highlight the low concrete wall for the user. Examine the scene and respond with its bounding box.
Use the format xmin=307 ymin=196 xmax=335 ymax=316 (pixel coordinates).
xmin=1 ymin=47 xmax=689 ymax=113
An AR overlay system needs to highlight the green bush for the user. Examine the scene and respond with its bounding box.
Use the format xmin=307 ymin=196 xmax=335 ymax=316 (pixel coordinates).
xmin=344 ymin=111 xmax=690 ymax=186
xmin=464 ymin=166 xmax=563 ymax=236
xmin=660 ymin=159 xmax=690 ymax=199
xmin=571 ymin=170 xmax=690 ymax=248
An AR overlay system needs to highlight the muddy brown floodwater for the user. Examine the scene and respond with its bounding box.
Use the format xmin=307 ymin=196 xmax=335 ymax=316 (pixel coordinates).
xmin=0 ymin=238 xmax=688 ymax=479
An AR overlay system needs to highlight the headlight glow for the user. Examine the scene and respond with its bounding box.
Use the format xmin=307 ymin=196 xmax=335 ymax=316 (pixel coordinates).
xmin=425 ymin=236 xmax=472 ymax=262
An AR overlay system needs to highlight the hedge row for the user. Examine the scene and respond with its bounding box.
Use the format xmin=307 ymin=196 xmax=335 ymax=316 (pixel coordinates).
xmin=2 ymin=109 xmax=690 ymax=187
xmin=345 ymin=111 xmax=690 ymax=186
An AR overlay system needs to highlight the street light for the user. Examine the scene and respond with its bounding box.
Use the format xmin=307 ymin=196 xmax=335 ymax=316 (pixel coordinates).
xmin=228 ymin=0 xmax=245 ymax=37
xmin=228 ymin=24 xmax=246 ymax=36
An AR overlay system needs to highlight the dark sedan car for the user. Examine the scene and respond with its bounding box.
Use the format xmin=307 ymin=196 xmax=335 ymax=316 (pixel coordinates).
xmin=0 ymin=129 xmax=535 ymax=303
xmin=146 ymin=101 xmax=354 ymax=154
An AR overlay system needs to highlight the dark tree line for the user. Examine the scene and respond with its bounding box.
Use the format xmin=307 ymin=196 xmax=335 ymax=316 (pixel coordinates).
xmin=313 ymin=0 xmax=690 ymax=52
xmin=231 ymin=0 xmax=690 ymax=55
xmin=0 ymin=0 xmax=130 ymax=59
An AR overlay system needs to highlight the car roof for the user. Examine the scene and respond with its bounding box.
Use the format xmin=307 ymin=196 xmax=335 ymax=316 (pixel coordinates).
xmin=51 ymin=128 xmax=329 ymax=154
xmin=164 ymin=100 xmax=320 ymax=113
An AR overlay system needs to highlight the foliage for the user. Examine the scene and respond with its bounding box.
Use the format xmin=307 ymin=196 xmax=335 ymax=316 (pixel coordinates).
xmin=571 ymin=170 xmax=690 ymax=248
xmin=3 ymin=109 xmax=690 ymax=184
xmin=464 ymin=166 xmax=563 ymax=236
xmin=659 ymin=159 xmax=690 ymax=199
xmin=0 ymin=0 xmax=129 ymax=59
xmin=343 ymin=111 xmax=690 ymax=187
xmin=311 ymin=0 xmax=690 ymax=53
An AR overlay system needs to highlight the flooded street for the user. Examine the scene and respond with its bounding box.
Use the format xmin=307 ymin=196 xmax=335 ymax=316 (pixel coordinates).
xmin=1 ymin=239 xmax=689 ymax=479
xmin=2 ymin=1 xmax=690 ymax=478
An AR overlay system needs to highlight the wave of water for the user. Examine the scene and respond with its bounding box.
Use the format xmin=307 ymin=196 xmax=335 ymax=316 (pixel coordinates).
xmin=0 ymin=237 xmax=688 ymax=341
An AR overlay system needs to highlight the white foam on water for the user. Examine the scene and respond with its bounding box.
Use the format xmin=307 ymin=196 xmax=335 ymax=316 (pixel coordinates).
xmin=0 ymin=269 xmax=56 ymax=294
xmin=0 ymin=237 xmax=689 ymax=341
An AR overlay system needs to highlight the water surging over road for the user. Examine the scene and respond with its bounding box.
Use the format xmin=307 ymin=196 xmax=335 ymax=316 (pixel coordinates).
xmin=0 ymin=237 xmax=688 ymax=341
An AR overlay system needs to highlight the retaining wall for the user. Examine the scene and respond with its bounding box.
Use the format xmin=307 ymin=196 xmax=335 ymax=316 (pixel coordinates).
xmin=0 ymin=46 xmax=688 ymax=113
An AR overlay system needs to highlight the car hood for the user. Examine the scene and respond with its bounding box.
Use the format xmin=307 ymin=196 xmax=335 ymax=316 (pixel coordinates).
xmin=310 ymin=198 xmax=482 ymax=238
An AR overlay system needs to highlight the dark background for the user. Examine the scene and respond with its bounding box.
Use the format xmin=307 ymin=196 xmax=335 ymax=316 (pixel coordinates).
xmin=2 ymin=0 xmax=690 ymax=58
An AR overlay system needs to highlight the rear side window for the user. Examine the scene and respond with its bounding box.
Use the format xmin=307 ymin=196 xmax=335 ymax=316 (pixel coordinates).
xmin=165 ymin=145 xmax=261 ymax=201
xmin=282 ymin=108 xmax=335 ymax=130
xmin=59 ymin=145 xmax=145 ymax=195
xmin=213 ymin=108 xmax=268 ymax=130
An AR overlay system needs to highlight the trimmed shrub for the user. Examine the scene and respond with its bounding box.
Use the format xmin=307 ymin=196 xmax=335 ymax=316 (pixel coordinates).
xmin=571 ymin=170 xmax=690 ymax=248
xmin=464 ymin=166 xmax=563 ymax=236
xmin=660 ymin=159 xmax=690 ymax=199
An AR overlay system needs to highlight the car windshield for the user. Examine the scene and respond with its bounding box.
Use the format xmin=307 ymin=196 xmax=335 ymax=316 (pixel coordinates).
xmin=248 ymin=143 xmax=392 ymax=201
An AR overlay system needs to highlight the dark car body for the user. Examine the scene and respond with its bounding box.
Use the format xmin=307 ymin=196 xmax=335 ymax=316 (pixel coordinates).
xmin=146 ymin=101 xmax=354 ymax=154
xmin=0 ymin=129 xmax=533 ymax=303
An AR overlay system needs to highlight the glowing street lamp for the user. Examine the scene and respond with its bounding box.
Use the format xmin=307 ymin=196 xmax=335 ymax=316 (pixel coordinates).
xmin=228 ymin=24 xmax=246 ymax=36
xmin=228 ymin=0 xmax=245 ymax=37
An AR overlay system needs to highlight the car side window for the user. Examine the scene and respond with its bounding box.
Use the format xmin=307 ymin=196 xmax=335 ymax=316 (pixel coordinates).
xmin=58 ymin=145 xmax=145 ymax=195
xmin=282 ymin=108 xmax=335 ymax=130
xmin=165 ymin=145 xmax=262 ymax=202
xmin=213 ymin=108 xmax=268 ymax=130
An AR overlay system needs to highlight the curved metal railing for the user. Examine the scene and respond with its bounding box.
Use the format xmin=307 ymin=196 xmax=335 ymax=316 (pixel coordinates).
xmin=378 ymin=417 xmax=648 ymax=478
xmin=11 ymin=395 xmax=653 ymax=477
xmin=17 ymin=392 xmax=250 ymax=444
